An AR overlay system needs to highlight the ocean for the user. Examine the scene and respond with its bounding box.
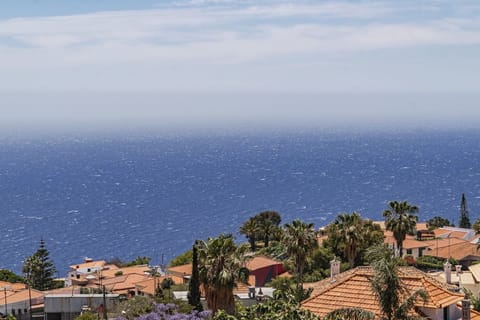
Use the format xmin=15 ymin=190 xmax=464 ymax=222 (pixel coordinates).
xmin=1 ymin=129 xmax=480 ymax=275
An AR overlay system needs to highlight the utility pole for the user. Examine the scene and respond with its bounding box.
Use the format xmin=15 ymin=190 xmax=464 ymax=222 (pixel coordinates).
xmin=102 ymin=285 xmax=107 ymax=320
xmin=3 ymin=287 xmax=7 ymax=316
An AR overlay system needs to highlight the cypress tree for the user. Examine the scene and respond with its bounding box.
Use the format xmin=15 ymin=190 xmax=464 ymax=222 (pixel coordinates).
xmin=23 ymin=239 xmax=57 ymax=291
xmin=459 ymin=193 xmax=471 ymax=229
xmin=188 ymin=241 xmax=202 ymax=310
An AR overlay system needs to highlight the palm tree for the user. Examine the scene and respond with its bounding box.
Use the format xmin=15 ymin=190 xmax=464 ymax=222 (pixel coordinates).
xmin=282 ymin=219 xmax=318 ymax=297
xmin=197 ymin=234 xmax=249 ymax=314
xmin=333 ymin=212 xmax=364 ymax=269
xmin=383 ymin=201 xmax=419 ymax=257
xmin=239 ymin=218 xmax=260 ymax=251
xmin=259 ymin=219 xmax=278 ymax=248
xmin=366 ymin=245 xmax=427 ymax=320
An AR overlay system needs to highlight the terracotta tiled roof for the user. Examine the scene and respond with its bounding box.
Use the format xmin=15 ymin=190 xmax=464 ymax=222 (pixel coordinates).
xmin=471 ymin=308 xmax=480 ymax=320
xmin=233 ymin=275 xmax=256 ymax=295
xmin=69 ymin=260 xmax=106 ymax=270
xmin=245 ymin=255 xmax=282 ymax=271
xmin=423 ymin=237 xmax=467 ymax=249
xmin=4 ymin=288 xmax=44 ymax=304
xmin=416 ymin=223 xmax=428 ymax=230
xmin=0 ymin=281 xmax=26 ymax=291
xmin=433 ymin=227 xmax=477 ymax=241
xmin=92 ymin=273 xmax=151 ymax=293
xmin=424 ymin=239 xmax=480 ymax=261
xmin=100 ymin=265 xmax=151 ymax=279
xmin=383 ymin=232 xmax=429 ymax=249
xmin=167 ymin=264 xmax=192 ymax=277
xmin=301 ymin=266 xmax=464 ymax=318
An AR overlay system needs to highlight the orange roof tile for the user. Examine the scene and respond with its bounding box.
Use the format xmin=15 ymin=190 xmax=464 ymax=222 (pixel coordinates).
xmin=301 ymin=266 xmax=464 ymax=318
xmin=167 ymin=264 xmax=192 ymax=277
xmin=4 ymin=288 xmax=44 ymax=304
xmin=416 ymin=223 xmax=428 ymax=230
xmin=69 ymin=260 xmax=106 ymax=270
xmin=383 ymin=233 xmax=429 ymax=249
xmin=100 ymin=265 xmax=151 ymax=279
xmin=424 ymin=240 xmax=480 ymax=261
xmin=233 ymin=275 xmax=256 ymax=295
xmin=245 ymin=255 xmax=282 ymax=271
xmin=0 ymin=281 xmax=27 ymax=291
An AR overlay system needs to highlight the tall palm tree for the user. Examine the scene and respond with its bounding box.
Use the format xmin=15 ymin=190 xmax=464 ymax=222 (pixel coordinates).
xmin=259 ymin=219 xmax=278 ymax=248
xmin=282 ymin=220 xmax=318 ymax=296
xmin=383 ymin=201 xmax=419 ymax=257
xmin=239 ymin=218 xmax=260 ymax=251
xmin=366 ymin=245 xmax=427 ymax=320
xmin=197 ymin=234 xmax=249 ymax=314
xmin=333 ymin=212 xmax=364 ymax=269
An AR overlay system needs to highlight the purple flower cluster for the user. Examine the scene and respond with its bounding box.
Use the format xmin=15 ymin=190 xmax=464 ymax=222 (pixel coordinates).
xmin=134 ymin=303 xmax=212 ymax=320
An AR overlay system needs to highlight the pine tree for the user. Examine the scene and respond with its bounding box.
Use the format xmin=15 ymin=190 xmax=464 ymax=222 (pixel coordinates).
xmin=23 ymin=239 xmax=57 ymax=291
xmin=459 ymin=193 xmax=471 ymax=229
xmin=187 ymin=241 xmax=202 ymax=310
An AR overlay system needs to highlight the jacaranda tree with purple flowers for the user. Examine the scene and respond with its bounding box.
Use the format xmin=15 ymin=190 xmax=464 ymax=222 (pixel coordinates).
xmin=112 ymin=303 xmax=212 ymax=320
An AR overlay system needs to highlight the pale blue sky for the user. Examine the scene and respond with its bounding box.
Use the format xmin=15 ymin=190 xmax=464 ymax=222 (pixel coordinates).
xmin=0 ymin=0 xmax=479 ymax=130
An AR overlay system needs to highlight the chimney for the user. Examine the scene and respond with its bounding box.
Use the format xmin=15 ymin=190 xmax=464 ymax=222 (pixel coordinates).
xmin=444 ymin=261 xmax=452 ymax=284
xmin=456 ymin=265 xmax=463 ymax=275
xmin=330 ymin=257 xmax=341 ymax=282
xmin=248 ymin=287 xmax=255 ymax=299
xmin=462 ymin=295 xmax=471 ymax=320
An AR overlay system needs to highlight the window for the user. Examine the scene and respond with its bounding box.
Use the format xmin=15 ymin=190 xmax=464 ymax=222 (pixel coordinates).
xmin=406 ymin=249 xmax=412 ymax=255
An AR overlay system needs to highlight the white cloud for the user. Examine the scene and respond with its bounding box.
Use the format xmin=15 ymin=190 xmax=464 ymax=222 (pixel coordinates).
xmin=0 ymin=1 xmax=479 ymax=93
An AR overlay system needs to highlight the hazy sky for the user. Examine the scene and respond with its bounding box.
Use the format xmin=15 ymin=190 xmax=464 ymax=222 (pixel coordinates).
xmin=0 ymin=0 xmax=479 ymax=130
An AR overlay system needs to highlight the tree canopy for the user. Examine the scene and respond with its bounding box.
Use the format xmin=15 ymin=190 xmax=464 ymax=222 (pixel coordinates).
xmin=383 ymin=201 xmax=419 ymax=257
xmin=197 ymin=234 xmax=250 ymax=314
xmin=459 ymin=193 xmax=471 ymax=228
xmin=426 ymin=216 xmax=453 ymax=230
xmin=23 ymin=239 xmax=57 ymax=291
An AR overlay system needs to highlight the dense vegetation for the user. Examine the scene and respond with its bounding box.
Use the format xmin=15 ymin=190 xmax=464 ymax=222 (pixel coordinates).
xmin=23 ymin=239 xmax=58 ymax=291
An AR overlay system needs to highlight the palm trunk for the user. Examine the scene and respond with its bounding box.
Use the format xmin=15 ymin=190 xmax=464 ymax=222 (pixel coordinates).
xmin=207 ymin=286 xmax=235 ymax=315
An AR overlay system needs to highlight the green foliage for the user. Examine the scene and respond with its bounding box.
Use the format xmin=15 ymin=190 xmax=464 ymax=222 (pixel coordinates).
xmin=169 ymin=250 xmax=193 ymax=267
xmin=213 ymin=299 xmax=320 ymax=320
xmin=197 ymin=234 xmax=249 ymax=314
xmin=74 ymin=312 xmax=98 ymax=320
xmin=383 ymin=201 xmax=419 ymax=257
xmin=239 ymin=218 xmax=261 ymax=252
xmin=414 ymin=256 xmax=444 ymax=270
xmin=257 ymin=240 xmax=287 ymax=260
xmin=473 ymin=219 xmax=480 ymax=234
xmin=322 ymin=215 xmax=383 ymax=269
xmin=115 ymin=271 xmax=124 ymax=276
xmin=126 ymin=256 xmax=151 ymax=267
xmin=464 ymin=288 xmax=480 ymax=311
xmin=414 ymin=256 xmax=457 ymax=271
xmin=459 ymin=193 xmax=471 ymax=229
xmin=188 ymin=242 xmax=203 ymax=310
xmin=240 ymin=211 xmax=282 ymax=250
xmin=0 ymin=269 xmax=25 ymax=283
xmin=161 ymin=278 xmax=175 ymax=290
xmin=282 ymin=220 xmax=318 ymax=294
xmin=23 ymin=239 xmax=57 ymax=291
xmin=366 ymin=245 xmax=428 ymax=320
xmin=323 ymin=308 xmax=375 ymax=320
xmin=111 ymin=295 xmax=154 ymax=319
xmin=427 ymin=216 xmax=453 ymax=230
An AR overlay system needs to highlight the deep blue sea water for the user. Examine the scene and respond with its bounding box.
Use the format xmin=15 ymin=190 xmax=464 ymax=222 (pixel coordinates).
xmin=1 ymin=129 xmax=480 ymax=275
